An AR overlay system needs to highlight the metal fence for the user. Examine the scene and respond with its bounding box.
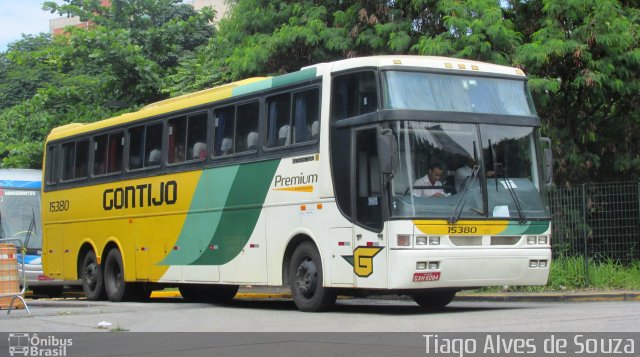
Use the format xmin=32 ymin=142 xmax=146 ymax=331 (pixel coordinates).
xmin=548 ymin=181 xmax=640 ymax=265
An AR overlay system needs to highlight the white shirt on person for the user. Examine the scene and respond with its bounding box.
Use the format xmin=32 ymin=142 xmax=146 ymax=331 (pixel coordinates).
xmin=413 ymin=175 xmax=444 ymax=197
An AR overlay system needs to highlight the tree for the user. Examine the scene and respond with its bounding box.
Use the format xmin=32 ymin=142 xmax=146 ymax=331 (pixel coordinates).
xmin=0 ymin=0 xmax=217 ymax=168
xmin=515 ymin=0 xmax=640 ymax=184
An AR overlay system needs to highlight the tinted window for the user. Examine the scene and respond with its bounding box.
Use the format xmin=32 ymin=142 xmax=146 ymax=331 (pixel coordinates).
xmin=235 ymin=102 xmax=259 ymax=153
xmin=331 ymin=71 xmax=378 ymax=121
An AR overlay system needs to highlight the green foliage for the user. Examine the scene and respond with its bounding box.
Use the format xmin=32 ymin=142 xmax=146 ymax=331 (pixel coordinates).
xmin=0 ymin=0 xmax=216 ymax=167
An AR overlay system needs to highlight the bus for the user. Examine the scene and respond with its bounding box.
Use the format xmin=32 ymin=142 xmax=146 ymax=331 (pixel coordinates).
xmin=42 ymin=56 xmax=552 ymax=311
xmin=0 ymin=169 xmax=75 ymax=297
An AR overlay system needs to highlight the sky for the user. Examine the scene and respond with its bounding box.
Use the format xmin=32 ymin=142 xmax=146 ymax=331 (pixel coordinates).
xmin=0 ymin=0 xmax=63 ymax=52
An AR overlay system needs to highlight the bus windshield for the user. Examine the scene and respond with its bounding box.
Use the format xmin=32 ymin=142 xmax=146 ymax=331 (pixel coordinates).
xmin=384 ymin=70 xmax=536 ymax=116
xmin=0 ymin=188 xmax=41 ymax=249
xmin=389 ymin=121 xmax=548 ymax=220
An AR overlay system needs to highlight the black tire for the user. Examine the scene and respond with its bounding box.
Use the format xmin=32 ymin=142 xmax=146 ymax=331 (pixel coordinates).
xmin=81 ymin=250 xmax=106 ymax=301
xmin=412 ymin=290 xmax=457 ymax=309
xmin=289 ymin=242 xmax=336 ymax=312
xmin=104 ymin=249 xmax=134 ymax=302
xmin=179 ymin=284 xmax=239 ymax=303
xmin=31 ymin=286 xmax=64 ymax=298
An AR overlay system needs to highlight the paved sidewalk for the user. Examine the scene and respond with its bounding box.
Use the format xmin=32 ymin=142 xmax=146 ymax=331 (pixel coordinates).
xmin=30 ymin=286 xmax=640 ymax=303
xmin=230 ymin=286 xmax=640 ymax=303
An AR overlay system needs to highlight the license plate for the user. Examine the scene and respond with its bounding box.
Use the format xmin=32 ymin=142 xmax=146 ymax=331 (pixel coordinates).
xmin=413 ymin=272 xmax=441 ymax=282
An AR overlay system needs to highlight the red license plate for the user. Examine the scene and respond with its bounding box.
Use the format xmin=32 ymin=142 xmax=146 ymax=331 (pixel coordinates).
xmin=413 ymin=272 xmax=441 ymax=282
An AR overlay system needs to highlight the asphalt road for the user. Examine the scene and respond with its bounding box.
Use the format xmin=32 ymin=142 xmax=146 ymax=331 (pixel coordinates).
xmin=1 ymin=296 xmax=639 ymax=357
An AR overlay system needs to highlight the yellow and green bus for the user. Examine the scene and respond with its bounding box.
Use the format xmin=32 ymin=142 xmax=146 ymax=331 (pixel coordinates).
xmin=42 ymin=56 xmax=552 ymax=311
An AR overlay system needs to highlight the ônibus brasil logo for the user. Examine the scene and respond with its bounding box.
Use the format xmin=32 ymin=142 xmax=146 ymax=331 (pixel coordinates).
xmin=8 ymin=333 xmax=72 ymax=357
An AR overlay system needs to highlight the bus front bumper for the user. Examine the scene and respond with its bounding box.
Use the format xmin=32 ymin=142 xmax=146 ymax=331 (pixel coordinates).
xmin=388 ymin=248 xmax=551 ymax=290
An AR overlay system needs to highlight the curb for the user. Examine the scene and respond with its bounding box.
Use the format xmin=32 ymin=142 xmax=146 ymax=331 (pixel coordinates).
xmin=149 ymin=290 xmax=640 ymax=303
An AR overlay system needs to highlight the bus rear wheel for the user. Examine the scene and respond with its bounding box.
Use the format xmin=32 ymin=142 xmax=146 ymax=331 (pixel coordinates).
xmin=81 ymin=250 xmax=106 ymax=301
xmin=412 ymin=290 xmax=457 ymax=309
xmin=104 ymin=249 xmax=134 ymax=302
xmin=289 ymin=242 xmax=336 ymax=312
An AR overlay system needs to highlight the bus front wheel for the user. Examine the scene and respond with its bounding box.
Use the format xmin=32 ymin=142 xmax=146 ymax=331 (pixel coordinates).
xmin=412 ymin=290 xmax=457 ymax=309
xmin=289 ymin=242 xmax=336 ymax=312
xmin=104 ymin=249 xmax=133 ymax=302
xmin=81 ymin=251 xmax=106 ymax=301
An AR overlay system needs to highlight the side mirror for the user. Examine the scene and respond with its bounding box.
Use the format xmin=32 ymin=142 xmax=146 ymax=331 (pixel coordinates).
xmin=540 ymin=137 xmax=553 ymax=186
xmin=378 ymin=128 xmax=397 ymax=176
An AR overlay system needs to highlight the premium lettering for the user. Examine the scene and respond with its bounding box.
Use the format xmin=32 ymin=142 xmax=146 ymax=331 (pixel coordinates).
xmin=103 ymin=181 xmax=177 ymax=210
xmin=274 ymin=173 xmax=318 ymax=188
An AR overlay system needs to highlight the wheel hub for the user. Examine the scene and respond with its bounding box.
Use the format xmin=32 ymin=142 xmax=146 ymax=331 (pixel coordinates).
xmin=295 ymin=258 xmax=317 ymax=298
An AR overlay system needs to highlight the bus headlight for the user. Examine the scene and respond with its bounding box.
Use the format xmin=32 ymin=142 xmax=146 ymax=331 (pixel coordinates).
xmin=538 ymin=236 xmax=548 ymax=245
xmin=428 ymin=236 xmax=441 ymax=245
xmin=415 ymin=236 xmax=428 ymax=246
xmin=527 ymin=236 xmax=537 ymax=245
xmin=397 ymin=234 xmax=411 ymax=247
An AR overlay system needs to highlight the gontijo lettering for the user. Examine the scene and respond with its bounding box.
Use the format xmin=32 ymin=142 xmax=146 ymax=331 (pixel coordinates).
xmin=103 ymin=180 xmax=177 ymax=210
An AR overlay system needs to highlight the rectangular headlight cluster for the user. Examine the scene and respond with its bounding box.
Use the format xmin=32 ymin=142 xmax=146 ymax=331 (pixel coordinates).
xmin=398 ymin=235 xmax=442 ymax=247
xmin=529 ymin=260 xmax=549 ymax=268
xmin=526 ymin=235 xmax=550 ymax=245
xmin=416 ymin=261 xmax=440 ymax=270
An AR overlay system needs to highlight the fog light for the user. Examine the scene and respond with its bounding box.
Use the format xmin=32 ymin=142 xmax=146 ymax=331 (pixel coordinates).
xmin=538 ymin=236 xmax=548 ymax=245
xmin=416 ymin=262 xmax=427 ymax=270
xmin=428 ymin=261 xmax=439 ymax=270
xmin=527 ymin=236 xmax=537 ymax=245
xmin=539 ymin=260 xmax=548 ymax=268
xmin=416 ymin=236 xmax=428 ymax=246
xmin=428 ymin=236 xmax=441 ymax=245
xmin=397 ymin=234 xmax=411 ymax=247
xmin=529 ymin=260 xmax=538 ymax=268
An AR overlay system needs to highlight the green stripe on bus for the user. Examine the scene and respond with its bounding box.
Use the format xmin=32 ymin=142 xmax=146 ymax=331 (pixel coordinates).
xmin=271 ymin=68 xmax=317 ymax=87
xmin=160 ymin=166 xmax=239 ymax=266
xmin=502 ymin=221 xmax=550 ymax=235
xmin=231 ymin=68 xmax=318 ymax=97
xmin=191 ymin=159 xmax=280 ymax=265
xmin=232 ymin=78 xmax=273 ymax=97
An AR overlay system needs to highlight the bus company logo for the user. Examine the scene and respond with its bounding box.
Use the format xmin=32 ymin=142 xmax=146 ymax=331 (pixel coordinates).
xmin=8 ymin=333 xmax=72 ymax=356
xmin=342 ymin=246 xmax=384 ymax=277
xmin=103 ymin=180 xmax=178 ymax=210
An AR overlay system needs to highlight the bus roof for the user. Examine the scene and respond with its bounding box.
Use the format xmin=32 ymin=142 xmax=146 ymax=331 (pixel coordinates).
xmin=0 ymin=169 xmax=42 ymax=189
xmin=46 ymin=55 xmax=526 ymax=142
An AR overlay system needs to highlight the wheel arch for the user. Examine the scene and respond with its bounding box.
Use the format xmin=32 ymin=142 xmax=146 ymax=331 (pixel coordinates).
xmin=281 ymin=232 xmax=320 ymax=286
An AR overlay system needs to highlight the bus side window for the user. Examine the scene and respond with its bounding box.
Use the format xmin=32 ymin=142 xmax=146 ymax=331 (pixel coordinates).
xmin=107 ymin=132 xmax=124 ymax=173
xmin=128 ymin=126 xmax=145 ymax=170
xmin=235 ymin=102 xmax=259 ymax=153
xmin=168 ymin=116 xmax=187 ymax=164
xmin=145 ymin=123 xmax=163 ymax=167
xmin=75 ymin=140 xmax=90 ymax=179
xmin=292 ymin=88 xmax=319 ymax=144
xmin=46 ymin=145 xmax=58 ymax=185
xmin=267 ymin=93 xmax=290 ymax=148
xmin=93 ymin=134 xmax=108 ymax=176
xmin=187 ymin=113 xmax=207 ymax=160
xmin=61 ymin=142 xmax=75 ymax=181
xmin=214 ymin=106 xmax=235 ymax=156
xmin=331 ymin=71 xmax=378 ymax=121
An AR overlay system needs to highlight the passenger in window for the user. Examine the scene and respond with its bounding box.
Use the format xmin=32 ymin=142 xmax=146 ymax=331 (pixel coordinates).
xmin=413 ymin=162 xmax=449 ymax=198
xmin=193 ymin=142 xmax=206 ymax=160
xmin=148 ymin=148 xmax=161 ymax=166
xmin=278 ymin=125 xmax=290 ymax=146
xmin=246 ymin=132 xmax=258 ymax=151
xmin=220 ymin=138 xmax=233 ymax=155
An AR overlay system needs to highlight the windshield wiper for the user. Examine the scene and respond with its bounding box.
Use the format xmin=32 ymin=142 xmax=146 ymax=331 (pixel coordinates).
xmin=494 ymin=163 xmax=527 ymax=223
xmin=449 ymin=165 xmax=482 ymax=224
